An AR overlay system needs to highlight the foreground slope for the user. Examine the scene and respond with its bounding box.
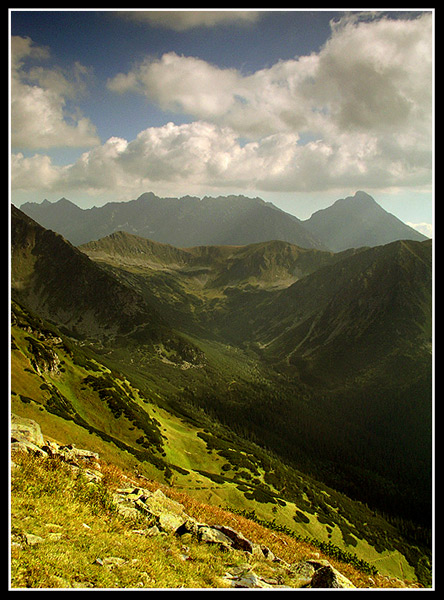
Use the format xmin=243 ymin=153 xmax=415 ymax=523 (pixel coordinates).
xmin=11 ymin=425 xmax=425 ymax=588
xmin=11 ymin=302 xmax=429 ymax=585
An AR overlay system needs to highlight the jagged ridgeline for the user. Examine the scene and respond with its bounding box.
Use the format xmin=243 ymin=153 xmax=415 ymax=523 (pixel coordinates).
xmin=20 ymin=191 xmax=427 ymax=249
xmin=10 ymin=202 xmax=432 ymax=586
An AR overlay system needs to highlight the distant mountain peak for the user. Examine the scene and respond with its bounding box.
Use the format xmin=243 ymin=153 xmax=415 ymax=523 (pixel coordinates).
xmin=136 ymin=191 xmax=159 ymax=202
xmin=19 ymin=192 xmax=325 ymax=250
xmin=303 ymin=191 xmax=427 ymax=252
xmin=18 ymin=190 xmax=427 ymax=253
xmin=353 ymin=190 xmax=376 ymax=201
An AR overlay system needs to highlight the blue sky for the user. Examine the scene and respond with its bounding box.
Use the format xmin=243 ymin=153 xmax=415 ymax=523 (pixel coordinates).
xmin=10 ymin=9 xmax=433 ymax=235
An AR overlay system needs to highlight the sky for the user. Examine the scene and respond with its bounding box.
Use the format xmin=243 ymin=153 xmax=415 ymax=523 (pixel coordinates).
xmin=9 ymin=9 xmax=434 ymax=236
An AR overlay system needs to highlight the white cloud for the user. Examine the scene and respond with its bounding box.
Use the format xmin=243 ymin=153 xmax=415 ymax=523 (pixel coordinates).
xmin=11 ymin=13 xmax=433 ymax=200
xmin=11 ymin=118 xmax=431 ymax=198
xmin=104 ymin=12 xmax=432 ymax=196
xmin=11 ymin=152 xmax=63 ymax=190
xmin=108 ymin=52 xmax=240 ymax=119
xmin=12 ymin=122 xmax=249 ymax=194
xmin=312 ymin=12 xmax=432 ymax=135
xmin=108 ymin=13 xmax=432 ymax=141
xmin=107 ymin=51 xmax=312 ymax=139
xmin=407 ymin=222 xmax=433 ymax=238
xmin=116 ymin=10 xmax=261 ymax=31
xmin=10 ymin=36 xmax=99 ymax=150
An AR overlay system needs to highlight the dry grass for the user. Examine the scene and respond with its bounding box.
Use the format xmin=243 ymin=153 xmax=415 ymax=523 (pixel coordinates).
xmin=101 ymin=461 xmax=419 ymax=589
xmin=10 ymin=453 xmax=419 ymax=589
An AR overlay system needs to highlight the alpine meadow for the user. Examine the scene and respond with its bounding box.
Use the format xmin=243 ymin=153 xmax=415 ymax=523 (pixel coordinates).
xmin=10 ymin=9 xmax=433 ymax=590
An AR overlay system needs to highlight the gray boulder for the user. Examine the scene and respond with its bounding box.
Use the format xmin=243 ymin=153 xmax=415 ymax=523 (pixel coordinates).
xmin=293 ymin=559 xmax=356 ymax=588
xmin=309 ymin=564 xmax=356 ymax=588
xmin=11 ymin=414 xmax=46 ymax=456
xmin=11 ymin=414 xmax=45 ymax=447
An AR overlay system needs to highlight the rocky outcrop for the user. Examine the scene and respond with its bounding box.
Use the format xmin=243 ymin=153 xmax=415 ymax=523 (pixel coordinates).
xmin=11 ymin=414 xmax=46 ymax=456
xmin=11 ymin=414 xmax=103 ymax=483
xmin=292 ymin=558 xmax=358 ymax=589
xmin=24 ymin=334 xmax=62 ymax=375
xmin=112 ymin=485 xmax=355 ymax=588
xmin=10 ymin=414 xmax=355 ymax=589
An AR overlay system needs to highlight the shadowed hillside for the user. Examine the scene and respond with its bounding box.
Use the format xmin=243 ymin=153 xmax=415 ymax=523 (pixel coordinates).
xmin=10 ymin=205 xmax=433 ymax=587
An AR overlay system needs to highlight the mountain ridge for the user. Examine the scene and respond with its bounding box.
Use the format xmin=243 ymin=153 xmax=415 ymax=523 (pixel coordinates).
xmin=20 ymin=192 xmax=326 ymax=249
xmin=10 ymin=204 xmax=433 ymax=586
xmin=18 ymin=190 xmax=427 ymax=251
xmin=303 ymin=191 xmax=427 ymax=251
xmin=10 ymin=206 xmax=205 ymax=372
xmin=80 ymin=232 xmax=349 ymax=291
xmin=10 ymin=205 xmax=164 ymax=341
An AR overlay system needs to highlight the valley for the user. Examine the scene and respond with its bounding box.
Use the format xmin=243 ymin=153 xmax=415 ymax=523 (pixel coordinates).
xmin=10 ymin=301 xmax=425 ymax=584
xmin=10 ymin=198 xmax=433 ymax=587
xmin=79 ymin=229 xmax=432 ymax=530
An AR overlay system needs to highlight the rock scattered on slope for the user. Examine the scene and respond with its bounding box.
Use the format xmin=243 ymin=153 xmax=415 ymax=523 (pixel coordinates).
xmin=10 ymin=414 xmax=356 ymax=589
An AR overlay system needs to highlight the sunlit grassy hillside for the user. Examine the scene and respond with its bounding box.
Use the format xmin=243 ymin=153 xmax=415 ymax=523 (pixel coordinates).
xmin=11 ymin=301 xmax=430 ymax=585
xmin=11 ymin=451 xmax=422 ymax=589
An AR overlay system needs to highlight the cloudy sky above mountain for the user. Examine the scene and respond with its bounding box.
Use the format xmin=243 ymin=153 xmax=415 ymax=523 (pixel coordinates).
xmin=10 ymin=9 xmax=433 ymax=233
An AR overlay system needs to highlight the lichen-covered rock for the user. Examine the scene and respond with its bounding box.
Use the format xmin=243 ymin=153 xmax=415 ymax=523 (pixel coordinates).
xmin=292 ymin=560 xmax=318 ymax=587
xmin=11 ymin=414 xmax=44 ymax=448
xmin=197 ymin=526 xmax=233 ymax=551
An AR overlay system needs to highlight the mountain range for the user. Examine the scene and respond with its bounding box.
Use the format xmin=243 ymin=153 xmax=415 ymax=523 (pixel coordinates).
xmin=78 ymin=226 xmax=432 ymax=516
xmin=19 ymin=190 xmax=427 ymax=250
xmin=10 ymin=200 xmax=433 ymax=585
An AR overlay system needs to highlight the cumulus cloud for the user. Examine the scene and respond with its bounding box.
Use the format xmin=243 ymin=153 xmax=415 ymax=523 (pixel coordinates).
xmin=108 ymin=13 xmax=432 ymax=142
xmin=11 ymin=152 xmax=63 ymax=190
xmin=11 ymin=119 xmax=430 ymax=198
xmin=116 ymin=10 xmax=261 ymax=31
xmin=312 ymin=12 xmax=432 ymax=135
xmin=11 ymin=36 xmax=99 ymax=149
xmin=107 ymin=52 xmax=312 ymax=138
xmin=104 ymin=12 xmax=434 ymax=195
xmin=11 ymin=13 xmax=433 ymax=199
xmin=12 ymin=122 xmax=249 ymax=194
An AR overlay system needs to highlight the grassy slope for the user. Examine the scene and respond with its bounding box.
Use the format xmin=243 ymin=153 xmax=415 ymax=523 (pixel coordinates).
xmin=88 ymin=237 xmax=431 ymax=535
xmin=10 ymin=303 xmax=425 ymax=583
xmin=10 ymin=450 xmax=421 ymax=589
